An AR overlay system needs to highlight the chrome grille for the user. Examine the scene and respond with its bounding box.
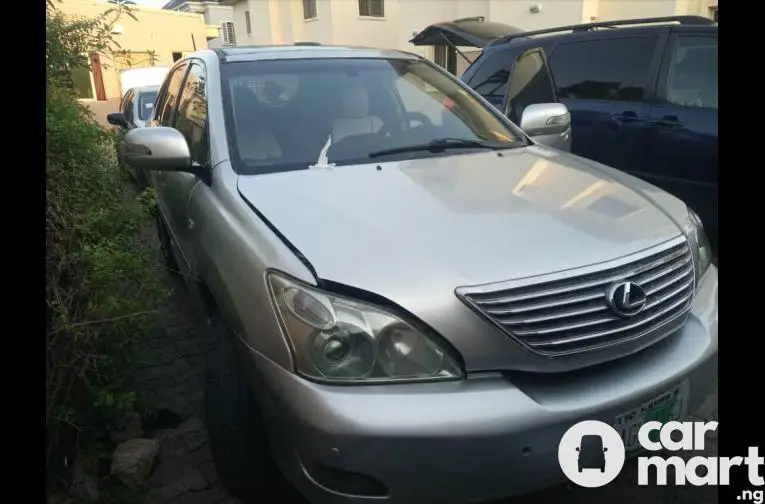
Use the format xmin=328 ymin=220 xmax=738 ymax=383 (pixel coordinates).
xmin=457 ymin=237 xmax=695 ymax=356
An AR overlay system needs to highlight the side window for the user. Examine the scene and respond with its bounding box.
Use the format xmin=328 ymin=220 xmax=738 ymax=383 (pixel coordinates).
xmin=664 ymin=36 xmax=717 ymax=109
xmin=174 ymin=62 xmax=209 ymax=163
xmin=157 ymin=64 xmax=188 ymax=126
xmin=123 ymin=90 xmax=134 ymax=124
xmin=505 ymin=49 xmax=556 ymax=124
xmin=464 ymin=50 xmax=512 ymax=110
xmin=549 ymin=37 xmax=658 ymax=102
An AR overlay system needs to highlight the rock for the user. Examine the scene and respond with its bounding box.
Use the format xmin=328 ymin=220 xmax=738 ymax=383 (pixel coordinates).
xmin=110 ymin=438 xmax=160 ymax=488
xmin=71 ymin=462 xmax=99 ymax=503
xmin=109 ymin=413 xmax=145 ymax=444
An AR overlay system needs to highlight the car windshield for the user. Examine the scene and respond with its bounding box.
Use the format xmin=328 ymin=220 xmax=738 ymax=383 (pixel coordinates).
xmin=222 ymin=57 xmax=524 ymax=174
xmin=580 ymin=436 xmax=603 ymax=450
xmin=137 ymin=90 xmax=158 ymax=121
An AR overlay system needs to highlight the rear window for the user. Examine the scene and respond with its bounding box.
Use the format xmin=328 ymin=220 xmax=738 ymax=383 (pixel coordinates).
xmin=137 ymin=91 xmax=158 ymax=121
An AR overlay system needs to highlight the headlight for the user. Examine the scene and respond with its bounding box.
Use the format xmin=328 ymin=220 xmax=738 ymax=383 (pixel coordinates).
xmin=681 ymin=207 xmax=712 ymax=287
xmin=267 ymin=272 xmax=464 ymax=383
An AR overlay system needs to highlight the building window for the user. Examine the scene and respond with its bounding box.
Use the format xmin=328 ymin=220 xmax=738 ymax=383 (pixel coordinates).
xmin=359 ymin=0 xmax=384 ymax=17
xmin=221 ymin=20 xmax=237 ymax=46
xmin=244 ymin=10 xmax=251 ymax=35
xmin=303 ymin=0 xmax=317 ymax=20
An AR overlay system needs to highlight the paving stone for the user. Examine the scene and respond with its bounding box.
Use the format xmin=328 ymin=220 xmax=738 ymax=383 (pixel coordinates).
xmin=197 ymin=460 xmax=219 ymax=486
xmin=178 ymin=485 xmax=229 ymax=504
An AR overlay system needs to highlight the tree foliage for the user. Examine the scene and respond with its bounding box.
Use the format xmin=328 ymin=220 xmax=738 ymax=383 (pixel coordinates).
xmin=46 ymin=1 xmax=167 ymax=498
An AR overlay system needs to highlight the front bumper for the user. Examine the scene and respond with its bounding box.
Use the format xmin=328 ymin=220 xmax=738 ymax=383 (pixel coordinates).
xmin=249 ymin=267 xmax=718 ymax=504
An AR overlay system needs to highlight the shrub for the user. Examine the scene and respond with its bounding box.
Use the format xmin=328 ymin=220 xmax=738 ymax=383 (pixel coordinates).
xmin=46 ymin=2 xmax=166 ymax=497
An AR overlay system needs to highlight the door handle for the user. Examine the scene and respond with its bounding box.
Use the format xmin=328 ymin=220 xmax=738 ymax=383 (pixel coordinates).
xmin=613 ymin=111 xmax=643 ymax=123
xmin=652 ymin=115 xmax=685 ymax=128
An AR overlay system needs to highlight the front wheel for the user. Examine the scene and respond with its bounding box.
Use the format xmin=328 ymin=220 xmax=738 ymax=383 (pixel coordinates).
xmin=204 ymin=313 xmax=277 ymax=497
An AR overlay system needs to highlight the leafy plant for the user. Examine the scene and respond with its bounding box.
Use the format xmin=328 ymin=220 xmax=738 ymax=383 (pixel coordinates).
xmin=46 ymin=0 xmax=167 ymax=499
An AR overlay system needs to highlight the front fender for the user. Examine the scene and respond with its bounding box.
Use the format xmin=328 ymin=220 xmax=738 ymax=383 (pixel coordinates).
xmin=187 ymin=163 xmax=316 ymax=372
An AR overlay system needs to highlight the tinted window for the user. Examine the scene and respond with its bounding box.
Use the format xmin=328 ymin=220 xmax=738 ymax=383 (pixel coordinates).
xmin=137 ymin=90 xmax=158 ymax=121
xmin=122 ymin=90 xmax=134 ymax=124
xmin=549 ymin=37 xmax=657 ymax=102
xmin=174 ymin=63 xmax=208 ymax=163
xmin=506 ymin=49 xmax=556 ymax=124
xmin=222 ymin=58 xmax=523 ymax=174
xmin=665 ymin=37 xmax=717 ymax=109
xmin=465 ymin=50 xmax=511 ymax=110
xmin=157 ymin=64 xmax=187 ymax=126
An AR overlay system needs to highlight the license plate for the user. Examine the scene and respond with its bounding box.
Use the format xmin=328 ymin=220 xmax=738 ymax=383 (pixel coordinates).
xmin=613 ymin=381 xmax=690 ymax=452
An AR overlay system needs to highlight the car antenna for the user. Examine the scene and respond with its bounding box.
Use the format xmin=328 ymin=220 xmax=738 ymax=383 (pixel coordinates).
xmin=309 ymin=134 xmax=336 ymax=170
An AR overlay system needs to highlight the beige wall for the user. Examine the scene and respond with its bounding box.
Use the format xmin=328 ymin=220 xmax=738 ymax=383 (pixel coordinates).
xmin=228 ymin=0 xmax=716 ymax=70
xmin=58 ymin=0 xmax=208 ymax=99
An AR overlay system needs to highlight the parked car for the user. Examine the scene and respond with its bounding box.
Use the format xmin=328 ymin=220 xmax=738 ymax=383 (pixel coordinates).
xmin=414 ymin=16 xmax=718 ymax=255
xmin=107 ymin=85 xmax=160 ymax=187
xmin=121 ymin=46 xmax=718 ymax=504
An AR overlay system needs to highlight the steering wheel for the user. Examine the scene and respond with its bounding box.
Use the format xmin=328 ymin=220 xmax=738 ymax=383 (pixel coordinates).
xmin=378 ymin=112 xmax=433 ymax=137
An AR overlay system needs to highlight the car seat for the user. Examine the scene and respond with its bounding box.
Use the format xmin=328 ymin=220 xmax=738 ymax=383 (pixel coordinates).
xmin=331 ymin=84 xmax=383 ymax=143
xmin=231 ymin=85 xmax=282 ymax=161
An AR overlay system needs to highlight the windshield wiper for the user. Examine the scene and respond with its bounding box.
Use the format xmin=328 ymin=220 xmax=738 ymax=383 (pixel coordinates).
xmin=368 ymin=138 xmax=512 ymax=158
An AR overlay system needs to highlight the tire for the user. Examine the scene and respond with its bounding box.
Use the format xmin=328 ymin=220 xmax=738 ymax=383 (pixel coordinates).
xmin=204 ymin=312 xmax=276 ymax=497
xmin=154 ymin=212 xmax=180 ymax=276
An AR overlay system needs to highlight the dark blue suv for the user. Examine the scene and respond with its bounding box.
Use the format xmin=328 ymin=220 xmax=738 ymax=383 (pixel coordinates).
xmin=412 ymin=16 xmax=717 ymax=254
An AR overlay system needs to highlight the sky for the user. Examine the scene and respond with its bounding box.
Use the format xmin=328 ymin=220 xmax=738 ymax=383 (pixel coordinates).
xmin=129 ymin=0 xmax=168 ymax=8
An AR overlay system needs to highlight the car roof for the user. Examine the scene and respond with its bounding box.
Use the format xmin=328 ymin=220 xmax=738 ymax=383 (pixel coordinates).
xmin=212 ymin=45 xmax=423 ymax=63
xmin=482 ymin=16 xmax=715 ymax=51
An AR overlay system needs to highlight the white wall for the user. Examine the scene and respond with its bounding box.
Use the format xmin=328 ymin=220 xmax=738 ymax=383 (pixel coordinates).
xmin=228 ymin=0 xmax=716 ymax=56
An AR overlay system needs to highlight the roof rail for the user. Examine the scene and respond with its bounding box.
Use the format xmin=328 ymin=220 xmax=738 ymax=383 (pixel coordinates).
xmin=294 ymin=41 xmax=321 ymax=46
xmin=490 ymin=15 xmax=714 ymax=46
xmin=453 ymin=16 xmax=485 ymax=23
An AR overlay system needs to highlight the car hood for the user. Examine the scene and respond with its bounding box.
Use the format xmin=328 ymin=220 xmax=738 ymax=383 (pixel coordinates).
xmin=237 ymin=145 xmax=686 ymax=295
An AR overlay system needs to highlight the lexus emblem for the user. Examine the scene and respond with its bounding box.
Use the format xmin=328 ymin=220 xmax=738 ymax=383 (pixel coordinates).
xmin=606 ymin=281 xmax=647 ymax=317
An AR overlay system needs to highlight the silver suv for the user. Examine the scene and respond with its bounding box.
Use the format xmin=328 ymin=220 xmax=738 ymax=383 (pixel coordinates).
xmin=122 ymin=46 xmax=718 ymax=504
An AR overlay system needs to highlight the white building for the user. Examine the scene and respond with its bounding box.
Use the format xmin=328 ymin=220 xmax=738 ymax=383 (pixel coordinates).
xmin=162 ymin=0 xmax=235 ymax=48
xmin=220 ymin=0 xmax=717 ymax=72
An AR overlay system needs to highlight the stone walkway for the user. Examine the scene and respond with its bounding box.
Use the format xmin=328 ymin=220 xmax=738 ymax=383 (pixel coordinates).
xmin=131 ymin=272 xmax=718 ymax=504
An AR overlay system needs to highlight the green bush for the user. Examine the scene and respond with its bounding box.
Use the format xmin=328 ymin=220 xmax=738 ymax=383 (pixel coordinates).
xmin=46 ymin=3 xmax=167 ymax=498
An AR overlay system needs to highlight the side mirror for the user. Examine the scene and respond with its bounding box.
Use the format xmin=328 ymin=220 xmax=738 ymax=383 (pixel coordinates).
xmin=122 ymin=127 xmax=192 ymax=172
xmin=519 ymin=103 xmax=571 ymax=138
xmin=106 ymin=112 xmax=128 ymax=128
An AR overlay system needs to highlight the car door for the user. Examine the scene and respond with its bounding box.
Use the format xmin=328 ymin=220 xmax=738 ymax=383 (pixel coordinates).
xmin=547 ymin=33 xmax=666 ymax=173
xmin=165 ymin=60 xmax=209 ymax=277
xmin=645 ymin=31 xmax=717 ymax=249
xmin=152 ymin=62 xmax=189 ymax=269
